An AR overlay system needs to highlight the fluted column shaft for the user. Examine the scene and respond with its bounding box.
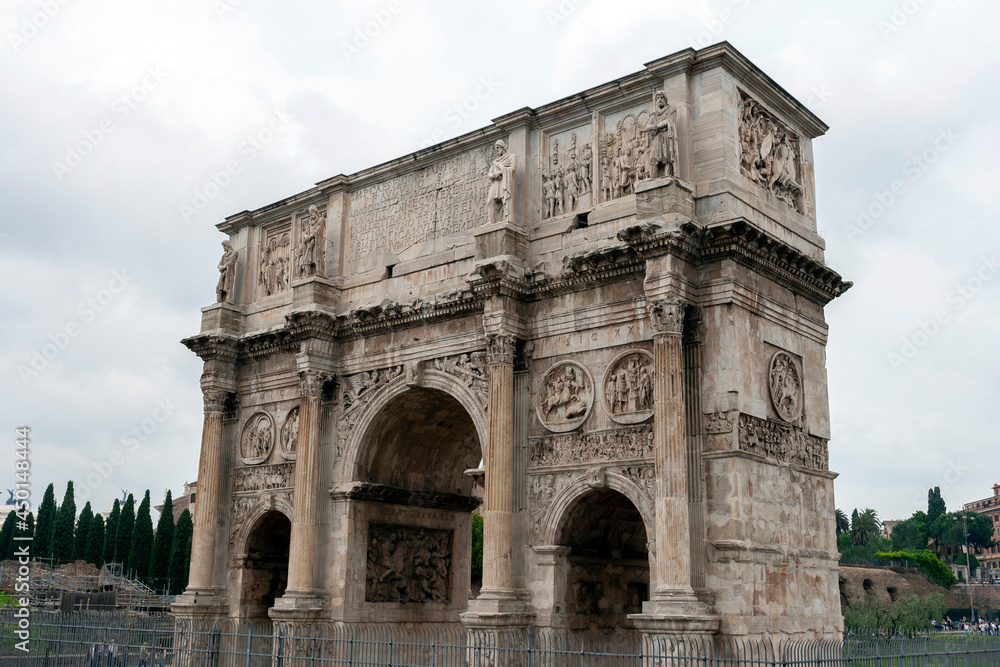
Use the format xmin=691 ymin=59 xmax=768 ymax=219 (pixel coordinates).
xmin=481 ymin=333 xmax=517 ymax=598
xmin=188 ymin=390 xmax=227 ymax=592
xmin=647 ymin=299 xmax=696 ymax=601
xmin=285 ymin=371 xmax=323 ymax=595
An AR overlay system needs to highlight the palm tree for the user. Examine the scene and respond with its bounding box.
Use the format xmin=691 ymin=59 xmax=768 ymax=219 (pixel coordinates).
xmin=850 ymin=508 xmax=882 ymax=547
xmin=835 ymin=509 xmax=850 ymax=537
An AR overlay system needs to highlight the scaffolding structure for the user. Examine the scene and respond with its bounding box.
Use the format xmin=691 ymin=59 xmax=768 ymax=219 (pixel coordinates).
xmin=1 ymin=560 xmax=173 ymax=612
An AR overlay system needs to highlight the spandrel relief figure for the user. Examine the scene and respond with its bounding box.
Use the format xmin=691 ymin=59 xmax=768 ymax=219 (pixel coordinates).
xmin=643 ymin=90 xmax=678 ymax=179
xmin=215 ymin=240 xmax=238 ymax=304
xmin=487 ymin=139 xmax=515 ymax=224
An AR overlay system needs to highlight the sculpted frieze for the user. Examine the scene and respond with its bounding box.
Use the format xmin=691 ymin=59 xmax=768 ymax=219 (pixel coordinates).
xmin=599 ymin=91 xmax=678 ymax=202
xmin=542 ymin=130 xmax=593 ymax=219
xmin=529 ymin=424 xmax=653 ymax=467
xmin=603 ymin=351 xmax=654 ymax=424
xmin=738 ymin=92 xmax=804 ymax=212
xmin=737 ymin=413 xmax=828 ymax=471
xmin=259 ymin=225 xmax=292 ymax=297
xmin=704 ymin=411 xmax=737 ymax=434
xmin=240 ymin=411 xmax=274 ymax=465
xmin=365 ymin=523 xmax=452 ymax=604
xmin=536 ymin=361 xmax=594 ymax=433
xmin=233 ymin=462 xmax=294 ymax=493
xmin=769 ymin=351 xmax=803 ymax=423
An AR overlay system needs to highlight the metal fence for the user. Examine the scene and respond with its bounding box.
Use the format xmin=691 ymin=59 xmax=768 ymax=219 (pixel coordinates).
xmin=2 ymin=611 xmax=1000 ymax=666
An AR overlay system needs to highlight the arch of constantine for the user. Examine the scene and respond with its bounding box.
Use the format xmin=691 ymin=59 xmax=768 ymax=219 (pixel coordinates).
xmin=173 ymin=43 xmax=851 ymax=642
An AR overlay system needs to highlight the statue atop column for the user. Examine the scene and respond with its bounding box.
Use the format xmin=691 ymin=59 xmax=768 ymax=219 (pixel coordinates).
xmin=216 ymin=240 xmax=238 ymax=304
xmin=297 ymin=204 xmax=324 ymax=278
xmin=487 ymin=139 xmax=515 ymax=224
xmin=643 ymin=90 xmax=678 ymax=179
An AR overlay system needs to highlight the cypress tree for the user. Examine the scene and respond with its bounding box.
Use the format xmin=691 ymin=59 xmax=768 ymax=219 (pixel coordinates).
xmin=103 ymin=500 xmax=120 ymax=565
xmin=168 ymin=509 xmax=193 ymax=594
xmin=0 ymin=512 xmax=15 ymax=560
xmin=149 ymin=491 xmax=175 ymax=589
xmin=74 ymin=501 xmax=94 ymax=562
xmin=34 ymin=484 xmax=57 ymax=561
xmin=86 ymin=514 xmax=105 ymax=568
xmin=51 ymin=482 xmax=77 ymax=564
xmin=115 ymin=494 xmax=135 ymax=571
xmin=128 ymin=491 xmax=154 ymax=582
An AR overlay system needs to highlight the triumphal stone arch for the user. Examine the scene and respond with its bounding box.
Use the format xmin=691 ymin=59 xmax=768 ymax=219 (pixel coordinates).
xmin=173 ymin=44 xmax=850 ymax=642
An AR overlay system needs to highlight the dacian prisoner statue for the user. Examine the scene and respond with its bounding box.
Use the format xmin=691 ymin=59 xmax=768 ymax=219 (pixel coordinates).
xmin=175 ymin=45 xmax=850 ymax=659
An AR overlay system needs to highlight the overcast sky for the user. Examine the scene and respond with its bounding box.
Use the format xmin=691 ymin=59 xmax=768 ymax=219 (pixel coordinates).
xmin=1 ymin=0 xmax=997 ymax=524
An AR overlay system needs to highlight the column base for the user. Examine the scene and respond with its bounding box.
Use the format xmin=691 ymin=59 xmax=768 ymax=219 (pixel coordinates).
xmin=171 ymin=588 xmax=228 ymax=617
xmin=461 ymin=597 xmax=535 ymax=629
xmin=270 ymin=589 xmax=327 ymax=619
xmin=628 ymin=599 xmax=719 ymax=635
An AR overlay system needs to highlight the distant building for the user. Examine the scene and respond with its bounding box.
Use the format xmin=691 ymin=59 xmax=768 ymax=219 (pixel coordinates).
xmin=962 ymin=483 xmax=1000 ymax=576
xmin=155 ymin=481 xmax=197 ymax=524
xmin=881 ymin=519 xmax=901 ymax=540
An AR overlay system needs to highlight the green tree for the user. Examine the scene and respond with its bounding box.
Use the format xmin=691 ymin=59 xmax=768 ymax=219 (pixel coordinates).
xmin=0 ymin=512 xmax=15 ymax=560
xmin=954 ymin=553 xmax=980 ymax=570
xmin=927 ymin=487 xmax=947 ymax=523
xmin=835 ymin=509 xmax=850 ymax=537
xmin=73 ymin=502 xmax=94 ymax=562
xmin=51 ymin=482 xmax=77 ymax=564
xmin=934 ymin=511 xmax=995 ymax=551
xmin=470 ymin=512 xmax=483 ymax=585
xmin=851 ymin=508 xmax=882 ymax=547
xmin=34 ymin=483 xmax=57 ymax=561
xmin=115 ymin=494 xmax=135 ymax=570
xmin=890 ymin=513 xmax=928 ymax=551
xmin=149 ymin=491 xmax=175 ymax=589
xmin=85 ymin=514 xmax=105 ymax=567
xmin=103 ymin=499 xmax=120 ymax=565
xmin=168 ymin=509 xmax=193 ymax=594
xmin=128 ymin=491 xmax=154 ymax=582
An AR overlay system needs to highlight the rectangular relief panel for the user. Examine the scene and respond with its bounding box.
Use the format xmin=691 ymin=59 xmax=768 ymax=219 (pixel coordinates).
xmin=365 ymin=522 xmax=453 ymax=603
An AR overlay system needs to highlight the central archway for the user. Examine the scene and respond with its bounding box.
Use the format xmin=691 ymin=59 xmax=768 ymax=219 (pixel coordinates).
xmin=338 ymin=381 xmax=484 ymax=625
xmin=557 ymin=488 xmax=649 ymax=632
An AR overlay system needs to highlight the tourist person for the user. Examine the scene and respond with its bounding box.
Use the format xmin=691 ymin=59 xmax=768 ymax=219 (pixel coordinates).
xmin=138 ymin=642 xmax=149 ymax=667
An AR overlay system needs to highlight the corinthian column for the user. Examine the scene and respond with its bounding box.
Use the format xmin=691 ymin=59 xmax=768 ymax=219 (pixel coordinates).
xmin=646 ymin=298 xmax=698 ymax=603
xmin=276 ymin=370 xmax=325 ymax=611
xmin=186 ymin=389 xmax=228 ymax=595
xmin=480 ymin=332 xmax=517 ymax=599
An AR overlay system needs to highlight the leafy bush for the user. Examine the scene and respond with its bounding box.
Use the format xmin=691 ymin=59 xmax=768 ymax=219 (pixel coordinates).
xmin=874 ymin=550 xmax=955 ymax=588
xmin=844 ymin=593 xmax=947 ymax=636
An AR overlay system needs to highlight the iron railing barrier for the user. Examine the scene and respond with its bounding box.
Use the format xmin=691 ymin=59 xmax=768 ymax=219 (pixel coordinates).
xmin=1 ymin=611 xmax=999 ymax=665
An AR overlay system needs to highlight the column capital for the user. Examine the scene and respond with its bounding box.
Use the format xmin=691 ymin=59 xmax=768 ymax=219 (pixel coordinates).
xmin=298 ymin=370 xmax=327 ymax=398
xmin=485 ymin=332 xmax=517 ymax=365
xmin=202 ymin=389 xmax=229 ymax=414
xmin=647 ymin=298 xmax=685 ymax=336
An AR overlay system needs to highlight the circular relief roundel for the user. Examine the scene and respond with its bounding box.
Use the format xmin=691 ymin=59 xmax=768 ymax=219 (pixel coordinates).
xmin=240 ymin=411 xmax=274 ymax=465
xmin=279 ymin=406 xmax=299 ymax=460
xmin=536 ymin=361 xmax=594 ymax=433
xmin=602 ymin=350 xmax=655 ymax=425
xmin=769 ymin=352 xmax=802 ymax=423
